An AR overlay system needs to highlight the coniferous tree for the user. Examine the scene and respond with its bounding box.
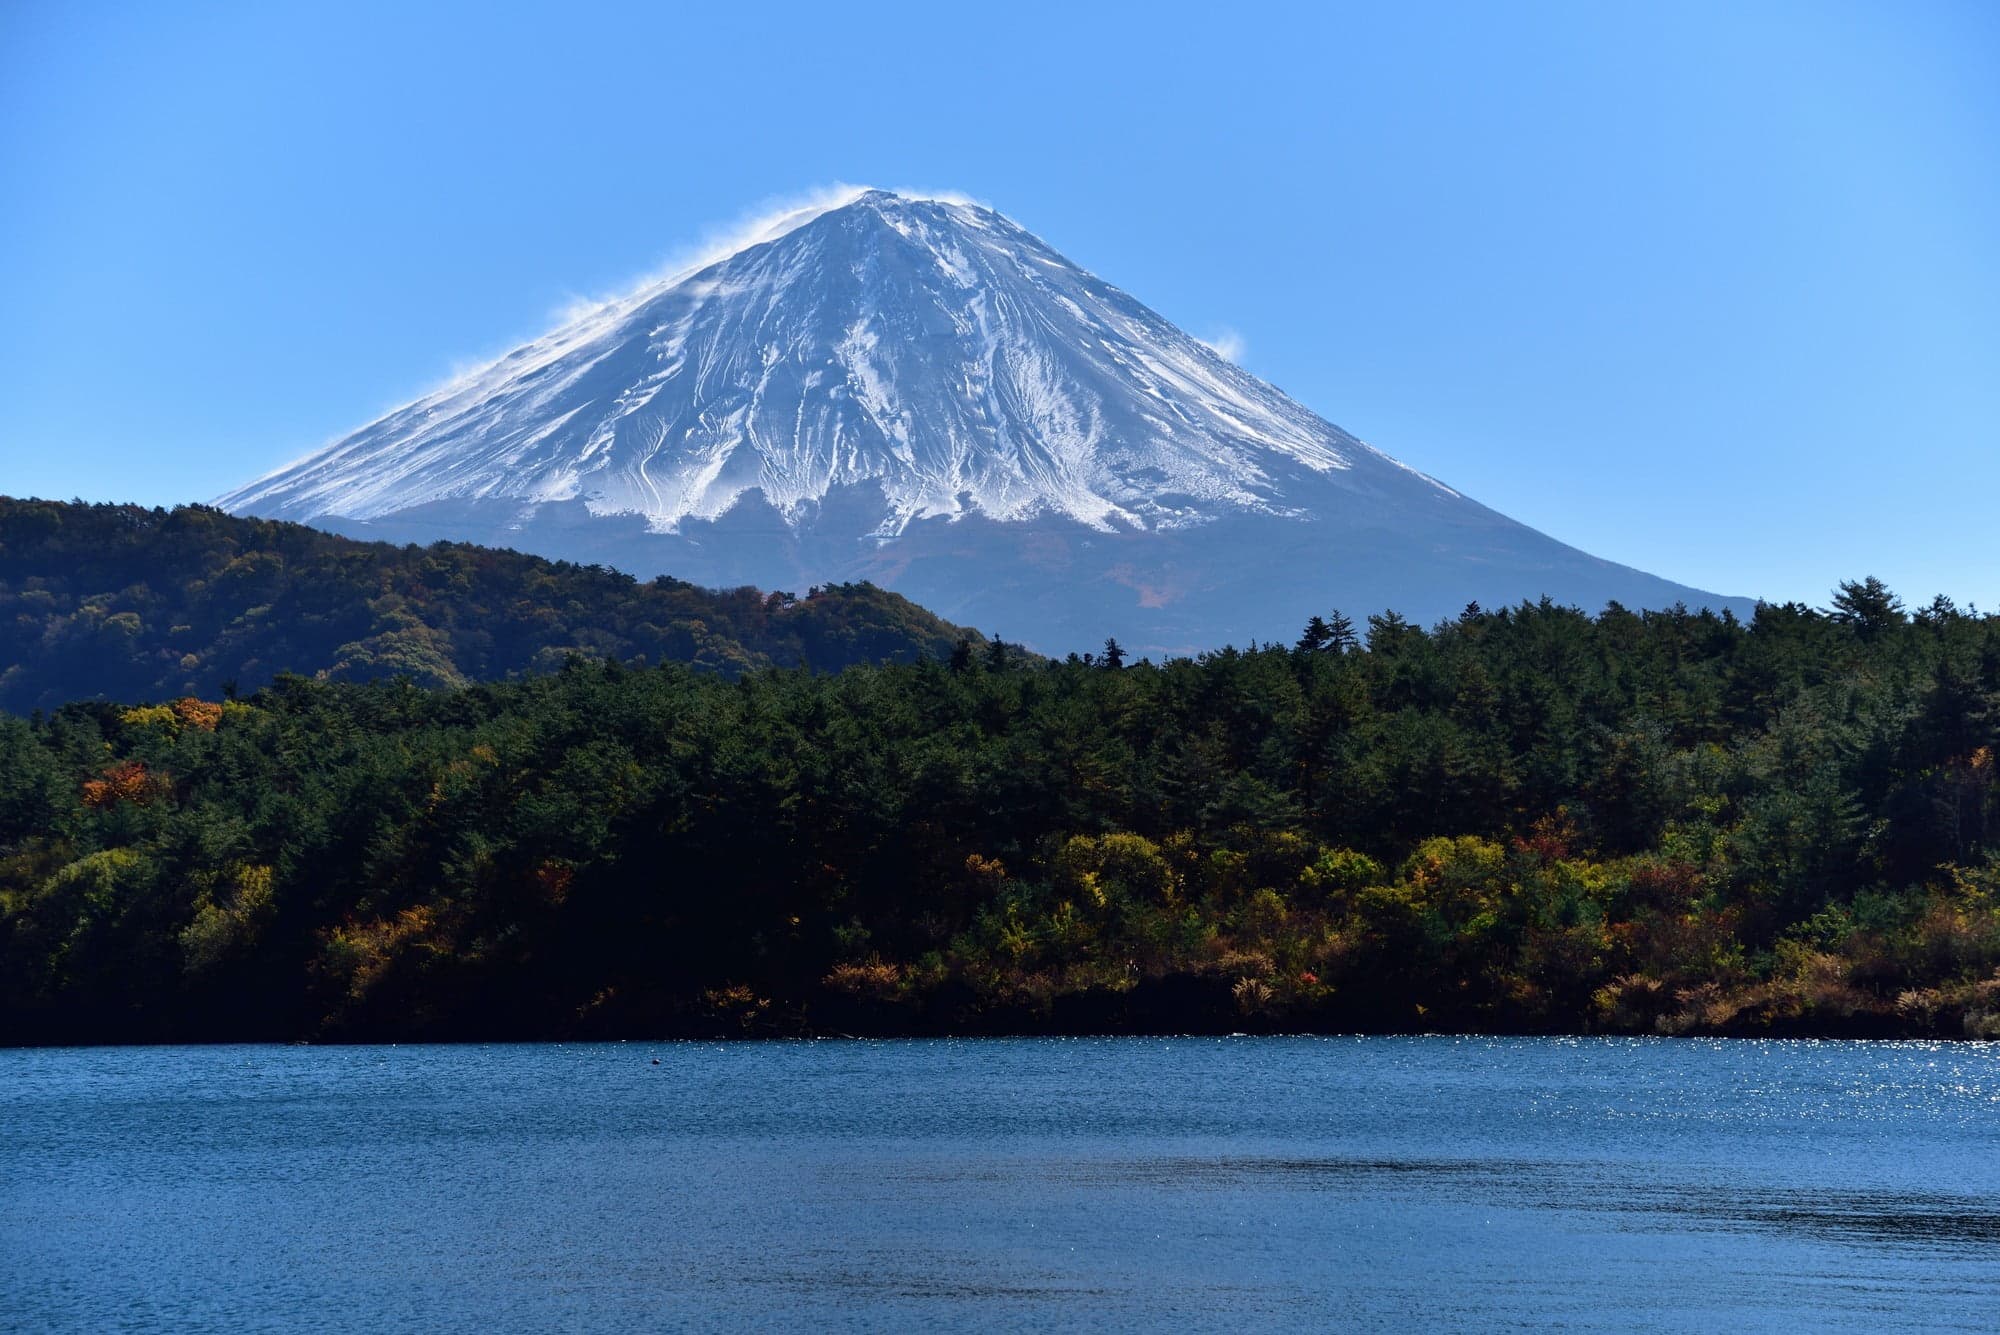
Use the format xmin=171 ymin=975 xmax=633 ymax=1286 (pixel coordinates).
xmin=1830 ymin=576 xmax=1906 ymax=641
xmin=1296 ymin=616 xmax=1334 ymax=654
xmin=1326 ymin=611 xmax=1359 ymax=653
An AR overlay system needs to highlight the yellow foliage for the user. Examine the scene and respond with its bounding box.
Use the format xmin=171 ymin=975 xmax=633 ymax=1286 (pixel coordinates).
xmin=994 ymin=907 xmax=1036 ymax=962
xmin=1299 ymin=847 xmax=1385 ymax=897
xmin=824 ymin=960 xmax=902 ymax=1000
xmin=1045 ymin=898 xmax=1093 ymax=951
xmin=1055 ymin=832 xmax=1178 ymax=909
xmin=1240 ymin=887 xmax=1290 ymax=938
xmin=118 ymin=698 xmax=223 ymax=735
xmin=119 ymin=704 xmax=178 ymax=730
xmin=324 ymin=906 xmax=439 ymax=1002
xmin=40 ymin=848 xmax=146 ymax=908
xmin=1402 ymin=835 xmax=1507 ymax=891
xmin=964 ymin=852 xmax=1008 ymax=884
xmin=180 ymin=864 xmax=276 ymax=972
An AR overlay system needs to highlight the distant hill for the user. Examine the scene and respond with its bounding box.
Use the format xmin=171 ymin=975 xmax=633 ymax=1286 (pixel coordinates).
xmin=0 ymin=498 xmax=982 ymax=712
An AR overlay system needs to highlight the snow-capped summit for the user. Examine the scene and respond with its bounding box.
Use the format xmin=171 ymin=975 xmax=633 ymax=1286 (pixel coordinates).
xmin=223 ymin=190 xmax=1417 ymax=535
xmin=220 ymin=189 xmax=1748 ymax=651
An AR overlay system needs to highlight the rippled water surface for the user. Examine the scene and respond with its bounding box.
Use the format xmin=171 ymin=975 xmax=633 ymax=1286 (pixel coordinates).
xmin=4 ymin=1037 xmax=1998 ymax=1330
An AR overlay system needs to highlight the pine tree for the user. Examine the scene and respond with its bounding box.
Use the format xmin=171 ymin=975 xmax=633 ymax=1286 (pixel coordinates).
xmin=1326 ymin=611 xmax=1359 ymax=653
xmin=1830 ymin=577 xmax=1905 ymax=641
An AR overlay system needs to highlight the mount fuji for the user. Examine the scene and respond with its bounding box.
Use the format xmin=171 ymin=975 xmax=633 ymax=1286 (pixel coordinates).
xmin=219 ymin=188 xmax=1750 ymax=651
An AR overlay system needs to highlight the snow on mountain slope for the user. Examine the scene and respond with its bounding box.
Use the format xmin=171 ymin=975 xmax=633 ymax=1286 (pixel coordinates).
xmin=219 ymin=188 xmax=1750 ymax=651
xmin=221 ymin=189 xmax=1448 ymax=534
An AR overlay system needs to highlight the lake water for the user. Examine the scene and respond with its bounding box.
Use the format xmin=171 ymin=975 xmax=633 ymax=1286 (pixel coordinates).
xmin=3 ymin=1037 xmax=1997 ymax=1331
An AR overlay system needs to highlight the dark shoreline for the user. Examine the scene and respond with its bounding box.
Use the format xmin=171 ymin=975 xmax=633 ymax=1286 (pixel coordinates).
xmin=1 ymin=1028 xmax=1974 ymax=1050
xmin=1 ymin=982 xmax=1954 ymax=1049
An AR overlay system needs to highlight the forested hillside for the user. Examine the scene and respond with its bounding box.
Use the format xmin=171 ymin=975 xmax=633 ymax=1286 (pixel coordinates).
xmin=0 ymin=498 xmax=981 ymax=711
xmin=2 ymin=581 xmax=1995 ymax=1044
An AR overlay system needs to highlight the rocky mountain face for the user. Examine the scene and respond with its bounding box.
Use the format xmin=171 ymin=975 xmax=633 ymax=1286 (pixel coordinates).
xmin=220 ymin=189 xmax=1749 ymax=651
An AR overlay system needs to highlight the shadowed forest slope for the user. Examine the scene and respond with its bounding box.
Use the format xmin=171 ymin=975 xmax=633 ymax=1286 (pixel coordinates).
xmin=0 ymin=499 xmax=987 ymax=713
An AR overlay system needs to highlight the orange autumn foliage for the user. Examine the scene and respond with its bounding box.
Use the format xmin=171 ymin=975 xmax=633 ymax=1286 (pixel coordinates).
xmin=82 ymin=760 xmax=162 ymax=808
xmin=171 ymin=697 xmax=224 ymax=731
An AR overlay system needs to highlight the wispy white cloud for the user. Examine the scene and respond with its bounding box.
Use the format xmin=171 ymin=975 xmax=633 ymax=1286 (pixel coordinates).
xmin=884 ymin=185 xmax=988 ymax=210
xmin=228 ymin=184 xmax=982 ymax=502
xmin=413 ymin=186 xmax=890 ymax=406
xmin=1198 ymin=328 xmax=1247 ymax=363
xmin=547 ymin=183 xmax=987 ymax=327
xmin=548 ymin=183 xmax=877 ymax=325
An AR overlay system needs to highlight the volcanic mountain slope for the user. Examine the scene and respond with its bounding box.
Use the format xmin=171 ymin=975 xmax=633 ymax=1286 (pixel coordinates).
xmin=220 ymin=189 xmax=1750 ymax=651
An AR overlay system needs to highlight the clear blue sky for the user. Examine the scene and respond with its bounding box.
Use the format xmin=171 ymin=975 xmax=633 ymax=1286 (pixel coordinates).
xmin=4 ymin=0 xmax=1995 ymax=609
